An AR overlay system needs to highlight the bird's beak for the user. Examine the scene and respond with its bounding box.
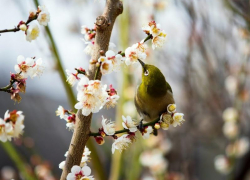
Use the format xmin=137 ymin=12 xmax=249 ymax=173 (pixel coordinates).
xmin=138 ymin=59 xmax=146 ymax=71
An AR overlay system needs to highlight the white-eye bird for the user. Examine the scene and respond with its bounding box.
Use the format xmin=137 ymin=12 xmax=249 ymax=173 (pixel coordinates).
xmin=135 ymin=59 xmax=175 ymax=123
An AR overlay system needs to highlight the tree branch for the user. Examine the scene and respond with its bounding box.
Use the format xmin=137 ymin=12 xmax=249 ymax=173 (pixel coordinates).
xmin=60 ymin=1 xmax=123 ymax=179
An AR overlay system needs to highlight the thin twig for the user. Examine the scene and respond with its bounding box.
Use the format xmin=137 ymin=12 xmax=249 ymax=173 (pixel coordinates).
xmin=89 ymin=117 xmax=160 ymax=137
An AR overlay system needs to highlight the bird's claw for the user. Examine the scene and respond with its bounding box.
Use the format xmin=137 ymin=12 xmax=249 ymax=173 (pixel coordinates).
xmin=139 ymin=119 xmax=144 ymax=131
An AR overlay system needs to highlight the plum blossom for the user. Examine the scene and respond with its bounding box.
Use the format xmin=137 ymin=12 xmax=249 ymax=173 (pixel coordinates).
xmin=14 ymin=56 xmax=43 ymax=78
xmin=37 ymin=5 xmax=50 ymax=26
xmin=83 ymin=41 xmax=95 ymax=56
xmin=101 ymin=116 xmax=115 ymax=136
xmin=222 ymin=107 xmax=238 ymax=122
xmin=26 ymin=23 xmax=40 ymax=42
xmin=142 ymin=126 xmax=153 ymax=139
xmin=140 ymin=149 xmax=168 ymax=175
xmin=66 ymin=69 xmax=79 ymax=86
xmin=172 ymin=113 xmax=185 ymax=127
xmin=66 ymin=165 xmax=94 ymax=180
xmin=105 ymin=85 xmax=119 ymax=108
xmin=223 ymin=122 xmax=239 ymax=139
xmin=125 ymin=42 xmax=147 ymax=65
xmin=112 ymin=134 xmax=132 ymax=154
xmin=75 ymin=76 xmax=108 ymax=116
xmin=98 ymin=50 xmax=123 ymax=74
xmin=0 ymin=110 xmax=25 ymax=142
xmin=226 ymin=137 xmax=250 ymax=157
xmin=59 ymin=147 xmax=91 ymax=169
xmin=214 ymin=155 xmax=232 ymax=174
xmin=122 ymin=115 xmax=137 ymax=132
xmin=56 ymin=106 xmax=67 ymax=119
xmin=167 ymin=104 xmax=176 ymax=113
xmin=142 ymin=21 xmax=167 ymax=49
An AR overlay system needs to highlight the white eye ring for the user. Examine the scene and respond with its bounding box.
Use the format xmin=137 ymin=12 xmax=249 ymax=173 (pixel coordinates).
xmin=144 ymin=70 xmax=149 ymax=76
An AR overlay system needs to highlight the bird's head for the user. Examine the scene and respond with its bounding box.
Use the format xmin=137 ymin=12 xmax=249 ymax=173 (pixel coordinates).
xmin=138 ymin=59 xmax=166 ymax=86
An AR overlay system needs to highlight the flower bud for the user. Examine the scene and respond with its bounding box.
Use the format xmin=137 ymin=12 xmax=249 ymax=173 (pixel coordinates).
xmin=167 ymin=104 xmax=176 ymax=113
xmin=96 ymin=62 xmax=100 ymax=67
xmin=94 ymin=136 xmax=105 ymax=145
xmin=154 ymin=123 xmax=160 ymax=130
xmin=19 ymin=24 xmax=27 ymax=31
xmin=160 ymin=122 xmax=169 ymax=130
xmin=100 ymin=131 xmax=106 ymax=137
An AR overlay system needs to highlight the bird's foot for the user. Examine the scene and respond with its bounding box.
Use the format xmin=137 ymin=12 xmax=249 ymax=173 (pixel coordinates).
xmin=139 ymin=119 xmax=144 ymax=131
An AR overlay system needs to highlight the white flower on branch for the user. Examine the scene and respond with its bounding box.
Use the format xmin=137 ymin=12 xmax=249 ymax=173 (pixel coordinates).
xmin=66 ymin=165 xmax=94 ymax=180
xmin=59 ymin=147 xmax=91 ymax=169
xmin=226 ymin=137 xmax=250 ymax=157
xmin=101 ymin=116 xmax=115 ymax=136
xmin=66 ymin=69 xmax=79 ymax=86
xmin=14 ymin=56 xmax=43 ymax=79
xmin=125 ymin=42 xmax=147 ymax=66
xmin=223 ymin=122 xmax=239 ymax=139
xmin=167 ymin=104 xmax=176 ymax=113
xmin=105 ymin=85 xmax=119 ymax=108
xmin=75 ymin=76 xmax=108 ymax=116
xmin=0 ymin=110 xmax=25 ymax=142
xmin=172 ymin=113 xmax=184 ymax=127
xmin=56 ymin=106 xmax=67 ymax=119
xmin=222 ymin=107 xmax=238 ymax=122
xmin=83 ymin=41 xmax=95 ymax=56
xmin=142 ymin=21 xmax=167 ymax=49
xmin=112 ymin=134 xmax=132 ymax=154
xmin=142 ymin=126 xmax=153 ymax=139
xmin=26 ymin=23 xmax=40 ymax=42
xmin=214 ymin=155 xmax=231 ymax=175
xmin=122 ymin=115 xmax=137 ymax=132
xmin=37 ymin=5 xmax=50 ymax=26
xmin=152 ymin=31 xmax=167 ymax=50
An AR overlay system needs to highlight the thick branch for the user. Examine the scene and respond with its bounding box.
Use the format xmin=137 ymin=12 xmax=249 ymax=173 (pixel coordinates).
xmin=60 ymin=1 xmax=123 ymax=180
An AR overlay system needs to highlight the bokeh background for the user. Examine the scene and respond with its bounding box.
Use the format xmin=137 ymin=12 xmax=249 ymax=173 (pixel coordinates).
xmin=0 ymin=0 xmax=250 ymax=180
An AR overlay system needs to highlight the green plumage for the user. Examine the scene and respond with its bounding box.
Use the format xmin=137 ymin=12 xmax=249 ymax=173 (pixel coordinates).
xmin=135 ymin=61 xmax=175 ymax=122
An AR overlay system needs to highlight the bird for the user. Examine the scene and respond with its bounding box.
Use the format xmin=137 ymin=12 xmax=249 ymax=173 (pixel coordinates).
xmin=135 ymin=59 xmax=175 ymax=123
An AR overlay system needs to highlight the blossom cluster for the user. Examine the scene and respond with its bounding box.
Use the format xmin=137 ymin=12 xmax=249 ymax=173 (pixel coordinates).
xmin=1 ymin=55 xmax=43 ymax=103
xmin=59 ymin=147 xmax=94 ymax=180
xmin=92 ymin=104 xmax=185 ymax=154
xmin=98 ymin=50 xmax=123 ymax=75
xmin=74 ymin=75 xmax=119 ymax=116
xmin=142 ymin=21 xmax=167 ymax=49
xmin=18 ymin=5 xmax=50 ymax=42
xmin=159 ymin=104 xmax=185 ymax=130
xmin=0 ymin=110 xmax=25 ymax=142
xmin=214 ymin=107 xmax=249 ymax=174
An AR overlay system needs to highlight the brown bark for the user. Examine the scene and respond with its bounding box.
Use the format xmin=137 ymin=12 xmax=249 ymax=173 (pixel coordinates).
xmin=60 ymin=1 xmax=123 ymax=180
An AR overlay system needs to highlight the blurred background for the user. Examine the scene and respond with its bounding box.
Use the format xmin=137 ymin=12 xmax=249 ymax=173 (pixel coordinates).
xmin=0 ymin=0 xmax=250 ymax=179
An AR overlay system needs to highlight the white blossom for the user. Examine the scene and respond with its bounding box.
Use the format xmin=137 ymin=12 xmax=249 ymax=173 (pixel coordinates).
xmin=66 ymin=69 xmax=79 ymax=86
xmin=226 ymin=137 xmax=250 ymax=157
xmin=106 ymin=95 xmax=119 ymax=108
xmin=26 ymin=23 xmax=40 ymax=42
xmin=99 ymin=57 xmax=113 ymax=75
xmin=125 ymin=43 xmax=147 ymax=66
xmin=225 ymin=76 xmax=237 ymax=95
xmin=214 ymin=155 xmax=231 ymax=174
xmin=223 ymin=122 xmax=239 ymax=139
xmin=112 ymin=134 xmax=132 ymax=154
xmin=37 ymin=5 xmax=50 ymax=26
xmin=59 ymin=147 xmax=91 ymax=169
xmin=19 ymin=24 xmax=27 ymax=31
xmin=31 ymin=58 xmax=43 ymax=78
xmin=140 ymin=149 xmax=168 ymax=175
xmin=66 ymin=165 xmax=94 ymax=180
xmin=142 ymin=126 xmax=153 ymax=139
xmin=14 ymin=56 xmax=35 ymax=78
xmin=222 ymin=107 xmax=238 ymax=122
xmin=172 ymin=113 xmax=185 ymax=127
xmin=83 ymin=41 xmax=94 ymax=56
xmin=0 ymin=118 xmax=12 ymax=142
xmin=102 ymin=116 xmax=115 ymax=136
xmin=122 ymin=115 xmax=137 ymax=132
xmin=152 ymin=31 xmax=167 ymax=49
xmin=75 ymin=77 xmax=108 ymax=116
xmin=55 ymin=106 xmax=67 ymax=119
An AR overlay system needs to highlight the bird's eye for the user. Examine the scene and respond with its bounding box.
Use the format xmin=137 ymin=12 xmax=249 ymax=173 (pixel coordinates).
xmin=144 ymin=70 xmax=149 ymax=76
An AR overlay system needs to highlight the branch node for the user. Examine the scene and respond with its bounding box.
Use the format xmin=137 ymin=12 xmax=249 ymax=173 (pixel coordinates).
xmin=95 ymin=16 xmax=108 ymax=30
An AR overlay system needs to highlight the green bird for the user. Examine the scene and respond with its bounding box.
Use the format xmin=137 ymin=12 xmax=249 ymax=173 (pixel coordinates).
xmin=135 ymin=59 xmax=175 ymax=123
